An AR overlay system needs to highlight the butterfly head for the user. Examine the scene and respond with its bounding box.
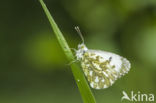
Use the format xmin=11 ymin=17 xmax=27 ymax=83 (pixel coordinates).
xmin=74 ymin=26 xmax=88 ymax=60
xmin=76 ymin=43 xmax=88 ymax=60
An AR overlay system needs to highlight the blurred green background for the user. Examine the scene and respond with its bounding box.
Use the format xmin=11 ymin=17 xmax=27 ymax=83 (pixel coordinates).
xmin=0 ymin=0 xmax=156 ymax=103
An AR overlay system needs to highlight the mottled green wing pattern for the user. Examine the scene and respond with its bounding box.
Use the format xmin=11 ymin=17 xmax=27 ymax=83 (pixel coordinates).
xmin=81 ymin=50 xmax=130 ymax=89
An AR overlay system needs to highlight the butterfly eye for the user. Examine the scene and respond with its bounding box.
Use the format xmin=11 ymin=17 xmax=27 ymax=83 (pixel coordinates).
xmin=82 ymin=50 xmax=85 ymax=54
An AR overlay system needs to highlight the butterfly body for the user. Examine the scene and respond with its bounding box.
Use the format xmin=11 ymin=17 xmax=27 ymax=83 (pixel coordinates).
xmin=76 ymin=43 xmax=131 ymax=89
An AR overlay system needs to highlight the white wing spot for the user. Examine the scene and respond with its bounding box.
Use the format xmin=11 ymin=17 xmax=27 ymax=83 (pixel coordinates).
xmin=104 ymin=85 xmax=108 ymax=88
xmin=103 ymin=71 xmax=109 ymax=77
xmin=89 ymin=71 xmax=93 ymax=76
xmin=101 ymin=79 xmax=105 ymax=82
xmin=110 ymin=79 xmax=114 ymax=85
xmin=95 ymin=76 xmax=99 ymax=82
xmin=90 ymin=82 xmax=94 ymax=88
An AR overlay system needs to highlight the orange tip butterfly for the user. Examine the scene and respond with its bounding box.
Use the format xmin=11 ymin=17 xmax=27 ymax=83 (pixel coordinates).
xmin=75 ymin=26 xmax=131 ymax=89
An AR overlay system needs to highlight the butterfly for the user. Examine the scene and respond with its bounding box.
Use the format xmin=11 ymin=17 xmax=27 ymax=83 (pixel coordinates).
xmin=75 ymin=26 xmax=131 ymax=89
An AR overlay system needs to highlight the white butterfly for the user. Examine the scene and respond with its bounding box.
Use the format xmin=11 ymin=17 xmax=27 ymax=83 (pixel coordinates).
xmin=75 ymin=26 xmax=131 ymax=89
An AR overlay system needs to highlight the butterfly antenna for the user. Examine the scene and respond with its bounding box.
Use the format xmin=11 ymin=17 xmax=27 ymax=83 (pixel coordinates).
xmin=75 ymin=26 xmax=84 ymax=44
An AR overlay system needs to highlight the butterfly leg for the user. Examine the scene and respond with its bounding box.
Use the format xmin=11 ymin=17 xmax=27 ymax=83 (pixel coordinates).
xmin=70 ymin=48 xmax=77 ymax=52
xmin=66 ymin=59 xmax=79 ymax=65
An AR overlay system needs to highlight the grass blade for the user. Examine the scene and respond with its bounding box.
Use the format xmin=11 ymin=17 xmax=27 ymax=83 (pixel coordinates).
xmin=38 ymin=0 xmax=96 ymax=103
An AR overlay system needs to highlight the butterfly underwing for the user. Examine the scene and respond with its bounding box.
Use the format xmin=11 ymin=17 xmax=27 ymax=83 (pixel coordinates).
xmin=75 ymin=27 xmax=131 ymax=89
xmin=76 ymin=44 xmax=131 ymax=89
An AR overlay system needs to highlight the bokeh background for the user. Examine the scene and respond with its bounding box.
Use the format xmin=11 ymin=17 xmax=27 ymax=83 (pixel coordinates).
xmin=0 ymin=0 xmax=156 ymax=103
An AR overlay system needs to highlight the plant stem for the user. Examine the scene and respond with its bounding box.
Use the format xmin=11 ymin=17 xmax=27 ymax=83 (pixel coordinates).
xmin=39 ymin=0 xmax=96 ymax=103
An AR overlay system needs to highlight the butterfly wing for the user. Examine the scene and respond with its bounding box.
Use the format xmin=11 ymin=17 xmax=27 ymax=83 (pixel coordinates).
xmin=81 ymin=50 xmax=131 ymax=89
